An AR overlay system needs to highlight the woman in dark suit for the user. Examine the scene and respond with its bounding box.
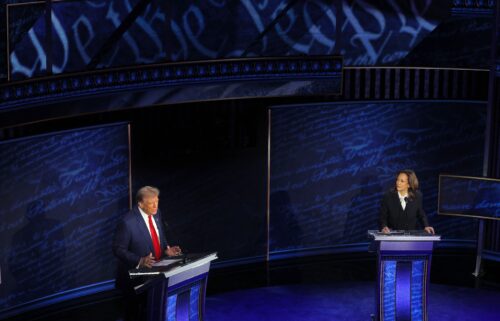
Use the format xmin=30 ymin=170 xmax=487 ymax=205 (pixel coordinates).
xmin=379 ymin=170 xmax=435 ymax=234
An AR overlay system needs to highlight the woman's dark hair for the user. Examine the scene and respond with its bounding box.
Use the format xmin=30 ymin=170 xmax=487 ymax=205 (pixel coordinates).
xmin=394 ymin=169 xmax=419 ymax=200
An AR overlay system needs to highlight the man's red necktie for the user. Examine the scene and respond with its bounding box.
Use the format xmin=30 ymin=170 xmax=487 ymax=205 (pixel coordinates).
xmin=148 ymin=215 xmax=162 ymax=260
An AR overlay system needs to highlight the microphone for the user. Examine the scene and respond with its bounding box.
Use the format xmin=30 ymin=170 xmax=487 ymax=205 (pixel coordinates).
xmin=404 ymin=197 xmax=409 ymax=203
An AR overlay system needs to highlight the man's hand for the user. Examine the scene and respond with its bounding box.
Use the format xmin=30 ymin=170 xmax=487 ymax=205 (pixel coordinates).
xmin=381 ymin=226 xmax=391 ymax=234
xmin=165 ymin=246 xmax=182 ymax=257
xmin=139 ymin=253 xmax=155 ymax=268
xmin=424 ymin=226 xmax=435 ymax=235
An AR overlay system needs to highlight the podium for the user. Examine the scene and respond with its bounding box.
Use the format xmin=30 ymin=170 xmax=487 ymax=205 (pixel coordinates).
xmin=368 ymin=231 xmax=440 ymax=321
xmin=129 ymin=252 xmax=217 ymax=321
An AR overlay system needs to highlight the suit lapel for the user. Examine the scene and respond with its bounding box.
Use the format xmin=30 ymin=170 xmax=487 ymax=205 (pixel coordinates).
xmin=134 ymin=206 xmax=154 ymax=254
xmin=391 ymin=193 xmax=404 ymax=212
xmin=405 ymin=196 xmax=414 ymax=213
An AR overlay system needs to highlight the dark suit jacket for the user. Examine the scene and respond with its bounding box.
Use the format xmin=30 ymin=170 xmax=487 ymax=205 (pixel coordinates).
xmin=112 ymin=206 xmax=169 ymax=291
xmin=379 ymin=190 xmax=430 ymax=230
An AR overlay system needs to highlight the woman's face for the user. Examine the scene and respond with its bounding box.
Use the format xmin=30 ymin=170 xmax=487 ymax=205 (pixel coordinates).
xmin=396 ymin=173 xmax=410 ymax=194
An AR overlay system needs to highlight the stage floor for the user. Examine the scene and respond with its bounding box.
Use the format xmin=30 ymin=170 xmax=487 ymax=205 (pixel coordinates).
xmin=205 ymin=282 xmax=500 ymax=321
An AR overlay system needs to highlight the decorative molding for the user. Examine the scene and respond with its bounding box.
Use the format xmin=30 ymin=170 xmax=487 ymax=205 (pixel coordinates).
xmin=343 ymin=67 xmax=489 ymax=101
xmin=0 ymin=57 xmax=343 ymax=110
xmin=451 ymin=0 xmax=495 ymax=16
xmin=0 ymin=64 xmax=489 ymax=130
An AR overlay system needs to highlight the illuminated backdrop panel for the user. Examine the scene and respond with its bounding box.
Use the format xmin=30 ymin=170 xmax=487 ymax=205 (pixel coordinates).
xmin=438 ymin=175 xmax=500 ymax=220
xmin=0 ymin=124 xmax=130 ymax=315
xmin=270 ymin=101 xmax=486 ymax=254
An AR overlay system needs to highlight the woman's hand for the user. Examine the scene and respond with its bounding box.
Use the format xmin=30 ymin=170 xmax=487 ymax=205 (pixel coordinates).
xmin=424 ymin=226 xmax=435 ymax=235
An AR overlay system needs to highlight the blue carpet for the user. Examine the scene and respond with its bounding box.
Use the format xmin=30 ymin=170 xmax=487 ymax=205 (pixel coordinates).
xmin=205 ymin=282 xmax=500 ymax=321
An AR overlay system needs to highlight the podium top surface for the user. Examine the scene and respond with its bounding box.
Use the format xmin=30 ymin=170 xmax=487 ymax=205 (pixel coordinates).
xmin=367 ymin=230 xmax=441 ymax=241
xmin=129 ymin=252 xmax=217 ymax=278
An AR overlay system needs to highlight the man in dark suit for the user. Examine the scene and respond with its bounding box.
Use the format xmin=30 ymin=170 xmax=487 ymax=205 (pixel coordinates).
xmin=113 ymin=186 xmax=181 ymax=320
xmin=379 ymin=170 xmax=435 ymax=234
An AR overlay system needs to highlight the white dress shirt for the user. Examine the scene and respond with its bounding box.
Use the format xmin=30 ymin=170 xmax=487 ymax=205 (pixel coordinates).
xmin=138 ymin=207 xmax=160 ymax=240
xmin=398 ymin=192 xmax=408 ymax=210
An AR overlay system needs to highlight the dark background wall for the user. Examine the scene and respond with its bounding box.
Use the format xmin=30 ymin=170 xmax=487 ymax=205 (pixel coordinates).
xmin=129 ymin=103 xmax=268 ymax=261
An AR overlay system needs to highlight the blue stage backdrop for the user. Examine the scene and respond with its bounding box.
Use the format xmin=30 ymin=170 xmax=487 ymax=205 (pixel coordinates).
xmin=438 ymin=175 xmax=500 ymax=220
xmin=6 ymin=0 xmax=458 ymax=80
xmin=0 ymin=124 xmax=130 ymax=314
xmin=269 ymin=101 xmax=486 ymax=254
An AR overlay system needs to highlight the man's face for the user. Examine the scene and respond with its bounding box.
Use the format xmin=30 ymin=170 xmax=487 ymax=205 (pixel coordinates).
xmin=139 ymin=195 xmax=159 ymax=215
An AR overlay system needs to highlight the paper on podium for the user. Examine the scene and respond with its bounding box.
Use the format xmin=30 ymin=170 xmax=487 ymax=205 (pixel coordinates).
xmin=367 ymin=229 xmax=440 ymax=241
xmin=129 ymin=252 xmax=217 ymax=278
xmin=152 ymin=258 xmax=182 ymax=267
